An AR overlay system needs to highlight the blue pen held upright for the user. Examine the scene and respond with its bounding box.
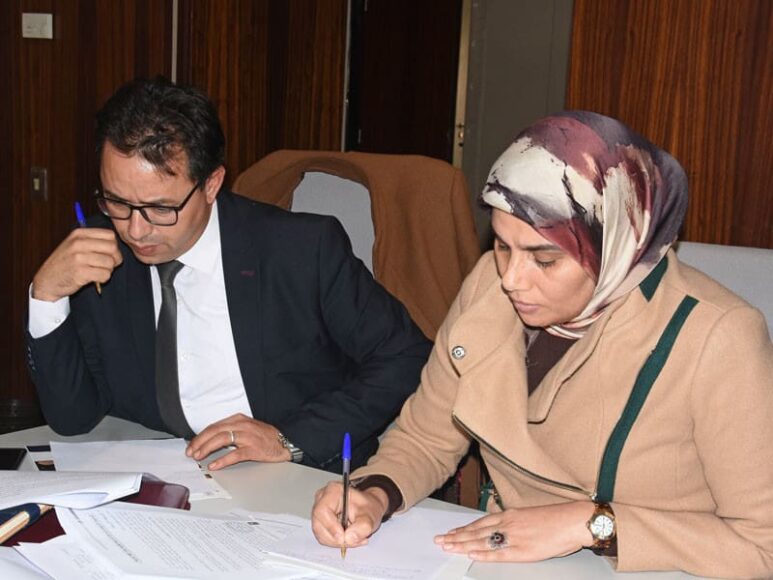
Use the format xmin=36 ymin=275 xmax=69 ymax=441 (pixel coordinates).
xmin=341 ymin=432 xmax=351 ymax=558
xmin=74 ymin=201 xmax=102 ymax=295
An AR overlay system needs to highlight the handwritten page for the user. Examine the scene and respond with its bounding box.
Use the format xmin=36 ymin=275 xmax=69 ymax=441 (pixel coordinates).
xmin=56 ymin=502 xmax=318 ymax=579
xmin=267 ymin=505 xmax=479 ymax=580
xmin=0 ymin=472 xmax=141 ymax=510
xmin=51 ymin=439 xmax=228 ymax=501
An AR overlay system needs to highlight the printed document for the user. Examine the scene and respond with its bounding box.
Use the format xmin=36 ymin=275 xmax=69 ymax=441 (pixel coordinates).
xmin=15 ymin=535 xmax=123 ymax=580
xmin=267 ymin=505 xmax=478 ymax=580
xmin=0 ymin=472 xmax=141 ymax=510
xmin=55 ymin=502 xmax=318 ymax=579
xmin=51 ymin=439 xmax=228 ymax=501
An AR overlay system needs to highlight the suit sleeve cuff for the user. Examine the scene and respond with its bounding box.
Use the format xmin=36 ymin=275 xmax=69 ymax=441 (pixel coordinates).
xmin=28 ymin=284 xmax=70 ymax=339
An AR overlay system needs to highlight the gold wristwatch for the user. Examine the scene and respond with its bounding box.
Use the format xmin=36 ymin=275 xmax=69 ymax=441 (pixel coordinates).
xmin=586 ymin=502 xmax=616 ymax=555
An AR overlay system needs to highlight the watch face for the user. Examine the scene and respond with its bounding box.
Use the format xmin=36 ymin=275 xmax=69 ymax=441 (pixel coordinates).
xmin=590 ymin=514 xmax=615 ymax=540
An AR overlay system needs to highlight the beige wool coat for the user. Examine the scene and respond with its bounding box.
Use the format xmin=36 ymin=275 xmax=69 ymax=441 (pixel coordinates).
xmin=354 ymin=251 xmax=773 ymax=578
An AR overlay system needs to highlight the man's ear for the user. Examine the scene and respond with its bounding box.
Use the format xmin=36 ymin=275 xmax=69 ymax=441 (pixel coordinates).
xmin=204 ymin=166 xmax=226 ymax=204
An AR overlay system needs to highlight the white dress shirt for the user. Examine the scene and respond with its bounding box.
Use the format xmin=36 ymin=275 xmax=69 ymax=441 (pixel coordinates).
xmin=28 ymin=202 xmax=253 ymax=433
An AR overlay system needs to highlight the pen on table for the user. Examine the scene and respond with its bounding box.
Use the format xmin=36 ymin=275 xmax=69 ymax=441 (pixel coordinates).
xmin=340 ymin=432 xmax=351 ymax=559
xmin=0 ymin=503 xmax=52 ymax=544
xmin=74 ymin=201 xmax=102 ymax=295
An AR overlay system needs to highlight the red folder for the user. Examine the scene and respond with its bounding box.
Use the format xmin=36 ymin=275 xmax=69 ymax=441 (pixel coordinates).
xmin=3 ymin=476 xmax=190 ymax=546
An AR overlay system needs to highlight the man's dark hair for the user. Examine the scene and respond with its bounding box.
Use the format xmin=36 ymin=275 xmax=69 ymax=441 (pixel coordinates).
xmin=95 ymin=76 xmax=225 ymax=184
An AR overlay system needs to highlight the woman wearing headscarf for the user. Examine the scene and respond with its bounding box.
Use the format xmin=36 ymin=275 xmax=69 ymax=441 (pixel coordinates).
xmin=311 ymin=112 xmax=773 ymax=577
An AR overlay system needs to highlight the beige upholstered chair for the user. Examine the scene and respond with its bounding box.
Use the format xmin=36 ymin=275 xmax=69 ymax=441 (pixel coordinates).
xmin=233 ymin=150 xmax=481 ymax=341
xmin=675 ymin=241 xmax=773 ymax=337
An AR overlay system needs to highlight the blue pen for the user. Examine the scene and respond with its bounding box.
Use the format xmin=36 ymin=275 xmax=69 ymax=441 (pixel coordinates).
xmin=74 ymin=201 xmax=102 ymax=295
xmin=340 ymin=432 xmax=351 ymax=559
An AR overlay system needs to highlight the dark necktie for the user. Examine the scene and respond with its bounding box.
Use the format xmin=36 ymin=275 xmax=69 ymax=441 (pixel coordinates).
xmin=155 ymin=260 xmax=195 ymax=438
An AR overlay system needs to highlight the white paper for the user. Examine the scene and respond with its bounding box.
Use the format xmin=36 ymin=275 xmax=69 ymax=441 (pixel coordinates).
xmin=0 ymin=546 xmax=52 ymax=580
xmin=0 ymin=472 xmax=141 ymax=510
xmin=15 ymin=536 xmax=123 ymax=580
xmin=267 ymin=506 xmax=478 ymax=580
xmin=51 ymin=439 xmax=228 ymax=501
xmin=56 ymin=502 xmax=315 ymax=579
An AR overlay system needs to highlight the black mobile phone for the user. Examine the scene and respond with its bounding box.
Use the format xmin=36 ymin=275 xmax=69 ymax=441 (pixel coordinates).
xmin=0 ymin=447 xmax=27 ymax=470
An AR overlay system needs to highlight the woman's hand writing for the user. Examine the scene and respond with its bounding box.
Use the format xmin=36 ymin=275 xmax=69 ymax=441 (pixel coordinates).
xmin=311 ymin=481 xmax=389 ymax=550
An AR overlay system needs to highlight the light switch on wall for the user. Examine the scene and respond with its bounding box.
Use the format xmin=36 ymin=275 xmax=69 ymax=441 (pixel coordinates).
xmin=22 ymin=13 xmax=54 ymax=40
xmin=31 ymin=167 xmax=48 ymax=201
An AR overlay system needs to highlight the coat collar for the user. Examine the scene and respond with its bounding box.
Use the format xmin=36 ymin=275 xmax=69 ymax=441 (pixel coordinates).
xmin=448 ymin=254 xmax=664 ymax=490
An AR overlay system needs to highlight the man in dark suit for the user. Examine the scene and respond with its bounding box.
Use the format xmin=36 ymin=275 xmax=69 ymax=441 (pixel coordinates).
xmin=26 ymin=77 xmax=431 ymax=472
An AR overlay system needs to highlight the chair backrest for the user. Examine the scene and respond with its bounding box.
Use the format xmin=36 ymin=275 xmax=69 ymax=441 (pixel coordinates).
xmin=291 ymin=172 xmax=375 ymax=273
xmin=232 ymin=150 xmax=481 ymax=340
xmin=675 ymin=241 xmax=773 ymax=337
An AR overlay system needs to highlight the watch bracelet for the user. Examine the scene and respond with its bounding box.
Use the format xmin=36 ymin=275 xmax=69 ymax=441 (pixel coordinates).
xmin=277 ymin=432 xmax=304 ymax=463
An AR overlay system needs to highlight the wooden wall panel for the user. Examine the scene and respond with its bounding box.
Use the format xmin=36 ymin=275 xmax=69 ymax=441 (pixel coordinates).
xmin=346 ymin=0 xmax=462 ymax=161
xmin=177 ymin=0 xmax=347 ymax=184
xmin=0 ymin=0 xmax=172 ymax=411
xmin=566 ymin=0 xmax=772 ymax=249
xmin=2 ymin=0 xmax=346 ymax=418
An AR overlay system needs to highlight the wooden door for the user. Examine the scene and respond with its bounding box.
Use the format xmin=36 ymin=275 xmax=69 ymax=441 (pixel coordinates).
xmin=0 ymin=0 xmax=173 ymax=431
xmin=346 ymin=0 xmax=463 ymax=162
xmin=1 ymin=0 xmax=348 ymax=430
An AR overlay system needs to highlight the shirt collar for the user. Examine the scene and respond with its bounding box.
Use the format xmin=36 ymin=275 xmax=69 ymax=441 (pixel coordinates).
xmin=176 ymin=201 xmax=221 ymax=275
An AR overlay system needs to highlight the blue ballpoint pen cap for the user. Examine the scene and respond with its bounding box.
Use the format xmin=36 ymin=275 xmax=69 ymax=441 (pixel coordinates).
xmin=343 ymin=432 xmax=351 ymax=462
xmin=74 ymin=201 xmax=86 ymax=226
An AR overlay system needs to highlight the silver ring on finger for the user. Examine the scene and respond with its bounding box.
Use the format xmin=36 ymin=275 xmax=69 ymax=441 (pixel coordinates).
xmin=487 ymin=531 xmax=507 ymax=550
xmin=229 ymin=430 xmax=236 ymax=446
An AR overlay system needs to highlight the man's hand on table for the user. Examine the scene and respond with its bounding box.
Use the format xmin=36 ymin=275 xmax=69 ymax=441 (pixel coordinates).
xmin=185 ymin=413 xmax=291 ymax=470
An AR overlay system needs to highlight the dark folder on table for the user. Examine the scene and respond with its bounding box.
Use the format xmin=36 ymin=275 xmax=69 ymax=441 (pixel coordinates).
xmin=1 ymin=476 xmax=190 ymax=546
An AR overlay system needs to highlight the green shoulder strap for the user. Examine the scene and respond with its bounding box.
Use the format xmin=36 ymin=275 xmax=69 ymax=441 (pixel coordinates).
xmin=595 ymin=258 xmax=698 ymax=503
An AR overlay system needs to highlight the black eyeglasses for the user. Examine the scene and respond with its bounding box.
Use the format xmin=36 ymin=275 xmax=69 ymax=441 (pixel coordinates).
xmin=94 ymin=181 xmax=203 ymax=226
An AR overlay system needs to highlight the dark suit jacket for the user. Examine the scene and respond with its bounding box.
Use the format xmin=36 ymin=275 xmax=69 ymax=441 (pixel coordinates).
xmin=26 ymin=192 xmax=432 ymax=471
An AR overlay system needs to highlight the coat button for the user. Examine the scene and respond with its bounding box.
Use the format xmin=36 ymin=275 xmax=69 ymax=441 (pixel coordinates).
xmin=451 ymin=345 xmax=466 ymax=360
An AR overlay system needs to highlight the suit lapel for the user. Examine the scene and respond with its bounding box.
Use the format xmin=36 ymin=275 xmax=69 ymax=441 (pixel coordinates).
xmin=218 ymin=193 xmax=265 ymax=420
xmin=125 ymin=251 xmax=156 ymax=392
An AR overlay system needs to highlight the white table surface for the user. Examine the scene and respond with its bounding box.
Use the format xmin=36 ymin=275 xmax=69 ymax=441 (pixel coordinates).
xmin=0 ymin=416 xmax=697 ymax=580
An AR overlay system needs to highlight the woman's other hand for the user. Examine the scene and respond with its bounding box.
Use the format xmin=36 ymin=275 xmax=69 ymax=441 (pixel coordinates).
xmin=311 ymin=481 xmax=389 ymax=549
xmin=435 ymin=501 xmax=596 ymax=562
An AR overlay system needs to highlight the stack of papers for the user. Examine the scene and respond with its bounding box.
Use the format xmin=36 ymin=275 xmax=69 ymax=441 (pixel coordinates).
xmin=0 ymin=472 xmax=141 ymax=510
xmin=51 ymin=439 xmax=228 ymax=501
xmin=5 ymin=502 xmax=477 ymax=579
xmin=3 ymin=438 xmax=479 ymax=579
xmin=14 ymin=503 xmax=336 ymax=579
xmin=267 ymin=506 xmax=476 ymax=579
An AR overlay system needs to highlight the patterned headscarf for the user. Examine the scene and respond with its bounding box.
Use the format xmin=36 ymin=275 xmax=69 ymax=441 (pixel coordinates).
xmin=481 ymin=111 xmax=688 ymax=338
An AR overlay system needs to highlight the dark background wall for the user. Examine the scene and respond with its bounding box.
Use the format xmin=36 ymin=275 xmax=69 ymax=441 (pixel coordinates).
xmin=0 ymin=0 xmax=348 ymax=430
xmin=1 ymin=0 xmax=770 ymax=431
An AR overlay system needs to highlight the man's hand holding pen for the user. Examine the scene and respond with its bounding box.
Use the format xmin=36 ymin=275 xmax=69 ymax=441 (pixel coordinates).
xmin=32 ymin=226 xmax=122 ymax=302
